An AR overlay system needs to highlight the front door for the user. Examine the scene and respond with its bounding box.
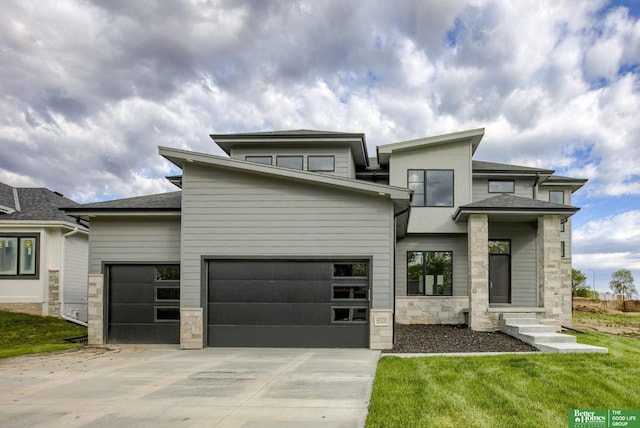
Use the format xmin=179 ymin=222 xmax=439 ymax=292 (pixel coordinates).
xmin=489 ymin=240 xmax=511 ymax=304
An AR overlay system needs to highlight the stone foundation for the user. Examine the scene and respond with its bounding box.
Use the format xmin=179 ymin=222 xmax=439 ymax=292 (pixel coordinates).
xmin=369 ymin=309 xmax=393 ymax=350
xmin=395 ymin=297 xmax=468 ymax=325
xmin=87 ymin=274 xmax=104 ymax=345
xmin=180 ymin=308 xmax=204 ymax=349
xmin=48 ymin=270 xmax=60 ymax=317
xmin=0 ymin=303 xmax=43 ymax=316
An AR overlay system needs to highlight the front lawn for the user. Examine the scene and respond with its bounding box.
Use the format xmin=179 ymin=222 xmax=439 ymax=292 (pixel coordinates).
xmin=367 ymin=331 xmax=640 ymax=428
xmin=0 ymin=310 xmax=87 ymax=358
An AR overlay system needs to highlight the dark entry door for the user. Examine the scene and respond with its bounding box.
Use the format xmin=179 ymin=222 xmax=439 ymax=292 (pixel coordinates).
xmin=207 ymin=259 xmax=370 ymax=348
xmin=489 ymin=240 xmax=511 ymax=304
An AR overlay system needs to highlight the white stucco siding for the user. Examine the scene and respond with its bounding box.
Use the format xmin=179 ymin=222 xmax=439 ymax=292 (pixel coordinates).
xmin=388 ymin=140 xmax=472 ymax=233
xmin=0 ymin=226 xmax=51 ymax=303
xmin=87 ymin=217 xmax=181 ymax=274
xmin=180 ymin=164 xmax=395 ymax=309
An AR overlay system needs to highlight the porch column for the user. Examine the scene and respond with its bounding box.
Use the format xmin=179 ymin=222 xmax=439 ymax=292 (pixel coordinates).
xmin=537 ymin=215 xmax=565 ymax=329
xmin=468 ymin=214 xmax=491 ymax=331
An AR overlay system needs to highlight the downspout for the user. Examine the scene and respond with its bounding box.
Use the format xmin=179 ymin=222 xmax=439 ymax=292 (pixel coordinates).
xmin=533 ymin=173 xmax=540 ymax=307
xmin=392 ymin=206 xmax=411 ymax=346
xmin=61 ymin=227 xmax=88 ymax=327
xmin=533 ymin=172 xmax=540 ymax=199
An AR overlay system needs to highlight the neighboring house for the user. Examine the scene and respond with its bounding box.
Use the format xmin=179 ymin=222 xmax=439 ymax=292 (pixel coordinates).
xmin=0 ymin=182 xmax=89 ymax=322
xmin=64 ymin=128 xmax=585 ymax=349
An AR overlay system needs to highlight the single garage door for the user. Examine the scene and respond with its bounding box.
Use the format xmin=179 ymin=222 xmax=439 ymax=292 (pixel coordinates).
xmin=207 ymin=259 xmax=369 ymax=348
xmin=108 ymin=264 xmax=180 ymax=344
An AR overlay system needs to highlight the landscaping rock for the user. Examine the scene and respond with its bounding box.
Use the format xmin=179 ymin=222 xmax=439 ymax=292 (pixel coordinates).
xmin=384 ymin=324 xmax=537 ymax=353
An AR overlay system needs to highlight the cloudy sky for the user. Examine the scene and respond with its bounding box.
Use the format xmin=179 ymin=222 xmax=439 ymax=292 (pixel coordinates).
xmin=1 ymin=0 xmax=639 ymax=292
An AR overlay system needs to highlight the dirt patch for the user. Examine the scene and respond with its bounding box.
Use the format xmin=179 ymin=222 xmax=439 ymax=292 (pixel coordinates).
xmin=383 ymin=324 xmax=537 ymax=354
xmin=572 ymin=312 xmax=640 ymax=337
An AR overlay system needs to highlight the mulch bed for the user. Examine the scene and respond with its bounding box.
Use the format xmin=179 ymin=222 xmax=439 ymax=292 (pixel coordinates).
xmin=383 ymin=324 xmax=538 ymax=353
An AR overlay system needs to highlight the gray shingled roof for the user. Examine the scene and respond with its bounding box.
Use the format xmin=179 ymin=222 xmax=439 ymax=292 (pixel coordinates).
xmin=472 ymin=160 xmax=554 ymax=174
xmin=458 ymin=194 xmax=578 ymax=210
xmin=211 ymin=129 xmax=364 ymax=138
xmin=64 ymin=191 xmax=182 ymax=211
xmin=0 ymin=182 xmax=83 ymax=223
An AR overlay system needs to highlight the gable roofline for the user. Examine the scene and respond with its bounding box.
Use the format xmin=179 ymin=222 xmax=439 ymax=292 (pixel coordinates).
xmin=210 ymin=129 xmax=370 ymax=169
xmin=158 ymin=146 xmax=411 ymax=206
xmin=376 ymin=128 xmax=485 ymax=166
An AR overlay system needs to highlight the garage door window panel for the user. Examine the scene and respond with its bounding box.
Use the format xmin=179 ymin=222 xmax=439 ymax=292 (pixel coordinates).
xmin=332 ymin=307 xmax=368 ymax=323
xmin=332 ymin=285 xmax=368 ymax=300
xmin=155 ymin=286 xmax=180 ymax=301
xmin=155 ymin=265 xmax=180 ymax=281
xmin=155 ymin=307 xmax=180 ymax=322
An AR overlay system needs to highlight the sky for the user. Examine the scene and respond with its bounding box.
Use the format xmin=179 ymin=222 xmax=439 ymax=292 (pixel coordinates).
xmin=1 ymin=0 xmax=639 ymax=294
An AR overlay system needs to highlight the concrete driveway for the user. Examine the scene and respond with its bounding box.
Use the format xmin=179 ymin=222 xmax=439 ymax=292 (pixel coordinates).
xmin=0 ymin=346 xmax=379 ymax=427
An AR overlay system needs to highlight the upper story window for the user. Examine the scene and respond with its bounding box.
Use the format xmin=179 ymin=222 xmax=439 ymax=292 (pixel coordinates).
xmin=246 ymin=156 xmax=272 ymax=165
xmin=488 ymin=180 xmax=515 ymax=193
xmin=549 ymin=190 xmax=564 ymax=204
xmin=0 ymin=234 xmax=39 ymax=278
xmin=308 ymin=156 xmax=335 ymax=172
xmin=408 ymin=170 xmax=454 ymax=207
xmin=276 ymin=156 xmax=303 ymax=170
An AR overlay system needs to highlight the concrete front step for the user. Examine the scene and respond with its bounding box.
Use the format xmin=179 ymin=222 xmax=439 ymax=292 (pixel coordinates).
xmin=500 ymin=314 xmax=608 ymax=354
xmin=519 ymin=332 xmax=577 ymax=344
xmin=535 ymin=342 xmax=609 ymax=353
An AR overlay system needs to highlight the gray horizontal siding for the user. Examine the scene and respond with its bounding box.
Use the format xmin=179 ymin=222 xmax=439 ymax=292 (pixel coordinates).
xmin=63 ymin=234 xmax=89 ymax=321
xmin=88 ymin=217 xmax=181 ymax=274
xmin=181 ymin=164 xmax=393 ymax=309
xmin=395 ymin=235 xmax=468 ymax=297
xmin=472 ymin=178 xmax=535 ymax=201
xmin=489 ymin=222 xmax=537 ymax=306
xmin=230 ymin=145 xmax=352 ymax=178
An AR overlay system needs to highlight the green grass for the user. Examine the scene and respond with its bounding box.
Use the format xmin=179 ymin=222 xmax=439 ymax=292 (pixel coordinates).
xmin=0 ymin=310 xmax=87 ymax=358
xmin=366 ymin=331 xmax=640 ymax=428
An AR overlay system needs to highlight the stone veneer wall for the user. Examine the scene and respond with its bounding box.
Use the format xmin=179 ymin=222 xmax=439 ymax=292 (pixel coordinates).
xmin=395 ymin=297 xmax=468 ymax=324
xmin=87 ymin=274 xmax=104 ymax=345
xmin=0 ymin=303 xmax=43 ymax=316
xmin=468 ymin=214 xmax=493 ymax=331
xmin=48 ymin=269 xmax=60 ymax=317
xmin=538 ymin=215 xmax=563 ymax=330
xmin=180 ymin=308 xmax=203 ymax=349
xmin=369 ymin=309 xmax=393 ymax=349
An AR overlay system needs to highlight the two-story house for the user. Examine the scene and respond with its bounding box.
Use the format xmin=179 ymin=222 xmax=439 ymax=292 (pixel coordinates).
xmin=65 ymin=128 xmax=584 ymax=349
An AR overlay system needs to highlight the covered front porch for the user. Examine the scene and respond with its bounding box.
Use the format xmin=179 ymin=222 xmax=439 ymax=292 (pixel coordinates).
xmin=453 ymin=194 xmax=579 ymax=331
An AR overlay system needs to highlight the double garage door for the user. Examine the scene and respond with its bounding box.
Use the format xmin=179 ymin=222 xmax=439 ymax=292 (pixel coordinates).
xmin=108 ymin=260 xmax=370 ymax=347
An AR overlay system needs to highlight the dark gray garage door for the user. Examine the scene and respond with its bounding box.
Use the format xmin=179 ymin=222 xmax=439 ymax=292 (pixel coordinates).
xmin=108 ymin=264 xmax=180 ymax=344
xmin=207 ymin=259 xmax=369 ymax=348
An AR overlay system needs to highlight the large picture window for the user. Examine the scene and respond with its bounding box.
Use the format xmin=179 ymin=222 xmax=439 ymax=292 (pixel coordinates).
xmin=408 ymin=170 xmax=454 ymax=207
xmin=0 ymin=235 xmax=38 ymax=278
xmin=407 ymin=251 xmax=453 ymax=296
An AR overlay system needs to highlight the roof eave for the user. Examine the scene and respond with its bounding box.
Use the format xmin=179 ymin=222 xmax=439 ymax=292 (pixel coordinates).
xmin=452 ymin=207 xmax=579 ymax=223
